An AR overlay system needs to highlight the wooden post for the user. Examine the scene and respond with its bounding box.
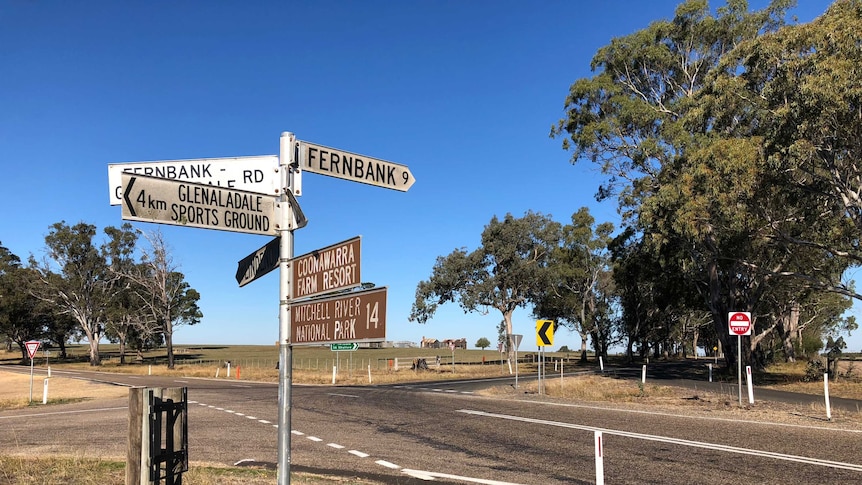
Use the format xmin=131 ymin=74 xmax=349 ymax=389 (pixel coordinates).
xmin=127 ymin=388 xmax=146 ymax=485
xmin=127 ymin=387 xmax=188 ymax=485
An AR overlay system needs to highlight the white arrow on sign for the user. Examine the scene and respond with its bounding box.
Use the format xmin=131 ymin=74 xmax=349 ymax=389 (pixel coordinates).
xmin=121 ymin=172 xmax=281 ymax=236
xmin=108 ymin=155 xmax=279 ymax=205
xmin=298 ymin=141 xmax=415 ymax=192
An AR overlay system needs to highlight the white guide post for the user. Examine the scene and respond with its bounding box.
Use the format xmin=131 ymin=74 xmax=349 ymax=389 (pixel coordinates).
xmin=746 ymin=366 xmax=754 ymax=404
xmin=595 ymin=431 xmax=605 ymax=485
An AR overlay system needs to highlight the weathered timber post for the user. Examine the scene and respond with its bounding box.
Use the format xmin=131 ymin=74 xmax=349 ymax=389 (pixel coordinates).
xmin=127 ymin=387 xmax=188 ymax=485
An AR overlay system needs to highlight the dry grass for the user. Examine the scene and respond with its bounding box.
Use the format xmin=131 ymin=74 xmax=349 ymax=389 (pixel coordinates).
xmin=0 ymin=370 xmax=128 ymax=411
xmin=760 ymin=360 xmax=862 ymax=400
xmin=0 ymin=455 xmax=377 ymax=484
xmin=30 ymin=359 xmax=513 ymax=385
xmin=481 ymin=374 xmax=862 ymax=429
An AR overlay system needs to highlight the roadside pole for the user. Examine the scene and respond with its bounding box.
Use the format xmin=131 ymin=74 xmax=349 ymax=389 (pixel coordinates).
xmin=28 ymin=352 xmax=34 ymax=403
xmin=277 ymin=132 xmax=297 ymax=485
xmin=737 ymin=334 xmax=742 ymax=406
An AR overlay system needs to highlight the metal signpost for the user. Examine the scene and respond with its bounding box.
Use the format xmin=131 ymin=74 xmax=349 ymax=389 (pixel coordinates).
xmin=536 ymin=320 xmax=554 ymax=395
xmin=25 ymin=340 xmax=40 ymax=402
xmin=113 ymin=132 xmax=412 ymax=485
xmin=108 ymin=155 xmax=280 ymax=205
xmin=728 ymin=312 xmax=752 ymax=406
xmin=508 ymin=333 xmax=523 ymax=389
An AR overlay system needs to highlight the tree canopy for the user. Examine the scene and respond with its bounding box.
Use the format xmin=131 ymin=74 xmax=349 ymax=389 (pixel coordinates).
xmin=410 ymin=211 xmax=561 ymax=361
xmin=551 ymin=0 xmax=858 ymax=366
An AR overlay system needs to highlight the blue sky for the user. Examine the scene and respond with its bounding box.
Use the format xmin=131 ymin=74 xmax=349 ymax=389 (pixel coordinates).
xmin=2 ymin=0 xmax=854 ymax=354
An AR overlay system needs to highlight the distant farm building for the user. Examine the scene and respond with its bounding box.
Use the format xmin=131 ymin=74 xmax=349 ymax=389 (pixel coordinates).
xmin=420 ymin=336 xmax=467 ymax=349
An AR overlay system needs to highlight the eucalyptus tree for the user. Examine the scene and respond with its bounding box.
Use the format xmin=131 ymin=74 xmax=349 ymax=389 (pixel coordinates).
xmin=533 ymin=207 xmax=615 ymax=361
xmin=125 ymin=229 xmax=201 ymax=369
xmin=29 ymin=222 xmax=119 ymax=365
xmin=410 ymin=211 xmax=561 ymax=364
xmin=102 ymin=224 xmax=154 ymax=364
xmin=700 ymin=0 xmax=862 ymax=299
xmin=0 ymin=243 xmax=50 ymax=359
xmin=550 ymin=0 xmax=836 ymax=367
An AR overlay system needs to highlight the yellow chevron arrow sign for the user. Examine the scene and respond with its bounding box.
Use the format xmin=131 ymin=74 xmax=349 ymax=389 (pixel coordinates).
xmin=536 ymin=320 xmax=555 ymax=347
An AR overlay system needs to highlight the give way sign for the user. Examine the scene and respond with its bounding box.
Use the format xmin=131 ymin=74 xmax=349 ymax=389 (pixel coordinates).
xmin=728 ymin=312 xmax=752 ymax=336
xmin=25 ymin=340 xmax=41 ymax=359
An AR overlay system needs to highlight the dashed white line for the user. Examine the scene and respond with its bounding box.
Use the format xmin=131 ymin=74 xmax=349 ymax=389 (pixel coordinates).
xmin=403 ymin=469 xmax=525 ymax=485
xmin=349 ymin=450 xmax=369 ymax=458
xmin=307 ymin=436 xmax=323 ymax=442
xmin=246 ymin=416 xmax=258 ymax=420
xmin=327 ymin=443 xmax=345 ymax=449
xmin=376 ymin=460 xmax=401 ymax=469
xmin=291 ymin=430 xmax=304 ymax=436
xmin=259 ymin=420 xmax=271 ymax=424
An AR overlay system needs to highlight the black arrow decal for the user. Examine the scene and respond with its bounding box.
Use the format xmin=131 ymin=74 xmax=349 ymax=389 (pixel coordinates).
xmin=123 ymin=176 xmax=137 ymax=217
xmin=538 ymin=320 xmax=553 ymax=346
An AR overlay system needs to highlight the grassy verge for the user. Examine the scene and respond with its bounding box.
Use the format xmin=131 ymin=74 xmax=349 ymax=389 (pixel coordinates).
xmin=0 ymin=455 xmax=380 ymax=484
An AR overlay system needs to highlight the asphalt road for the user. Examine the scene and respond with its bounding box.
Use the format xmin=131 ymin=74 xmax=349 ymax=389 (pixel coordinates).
xmin=1 ymin=364 xmax=861 ymax=484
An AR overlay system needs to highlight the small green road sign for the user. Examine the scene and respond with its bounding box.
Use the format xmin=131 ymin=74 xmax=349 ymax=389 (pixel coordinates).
xmin=330 ymin=343 xmax=359 ymax=351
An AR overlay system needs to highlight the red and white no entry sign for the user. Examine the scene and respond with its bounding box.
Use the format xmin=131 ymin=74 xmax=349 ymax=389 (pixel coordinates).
xmin=728 ymin=312 xmax=752 ymax=336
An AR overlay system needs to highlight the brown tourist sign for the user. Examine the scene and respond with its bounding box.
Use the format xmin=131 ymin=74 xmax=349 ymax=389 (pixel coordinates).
xmin=291 ymin=286 xmax=386 ymax=345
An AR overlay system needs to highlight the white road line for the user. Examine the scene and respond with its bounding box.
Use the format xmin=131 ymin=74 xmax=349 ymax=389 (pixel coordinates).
xmin=327 ymin=443 xmax=345 ymax=449
xmin=402 ymin=469 xmax=525 ymax=485
xmin=174 ymin=380 xmax=189 ymax=383
xmin=307 ymin=436 xmax=323 ymax=442
xmin=259 ymin=420 xmax=271 ymax=424
xmin=232 ymin=385 xmax=252 ymax=388
xmin=215 ymin=407 xmax=224 ymax=411
xmin=376 ymin=460 xmax=401 ymax=469
xmin=245 ymin=416 xmax=258 ymax=420
xmin=349 ymin=450 xmax=369 ymax=458
xmin=291 ymin=430 xmax=304 ymax=436
xmin=224 ymin=410 xmax=235 ymax=413
xmin=458 ymin=409 xmax=862 ymax=472
xmin=515 ymin=399 xmax=862 ymax=434
xmin=0 ymin=407 xmax=126 ymax=420
xmin=327 ymin=393 xmax=359 ymax=398
xmin=235 ymin=413 xmax=245 ymax=416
